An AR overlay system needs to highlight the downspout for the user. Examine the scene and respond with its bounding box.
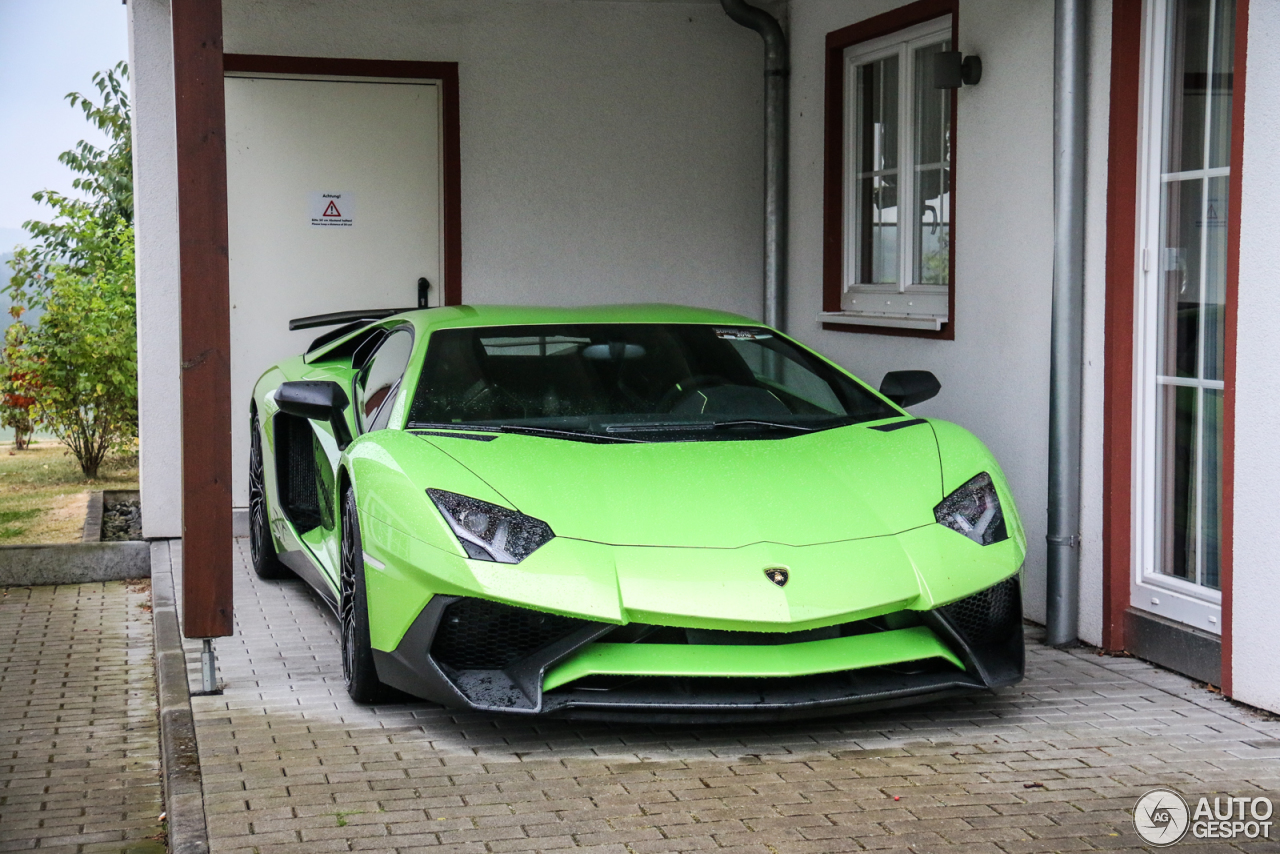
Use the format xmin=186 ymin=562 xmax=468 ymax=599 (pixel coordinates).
xmin=1046 ymin=0 xmax=1089 ymax=646
xmin=720 ymin=0 xmax=789 ymax=331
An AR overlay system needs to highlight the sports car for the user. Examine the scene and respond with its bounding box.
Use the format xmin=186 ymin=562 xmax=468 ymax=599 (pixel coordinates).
xmin=249 ymin=304 xmax=1026 ymax=720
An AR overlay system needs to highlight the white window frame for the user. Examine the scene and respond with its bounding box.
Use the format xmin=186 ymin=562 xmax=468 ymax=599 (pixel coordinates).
xmin=1131 ymin=0 xmax=1224 ymax=636
xmin=823 ymin=17 xmax=952 ymax=332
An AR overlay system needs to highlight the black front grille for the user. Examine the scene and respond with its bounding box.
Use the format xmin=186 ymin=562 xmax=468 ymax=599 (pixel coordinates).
xmin=431 ymin=599 xmax=588 ymax=670
xmin=941 ymin=576 xmax=1020 ymax=647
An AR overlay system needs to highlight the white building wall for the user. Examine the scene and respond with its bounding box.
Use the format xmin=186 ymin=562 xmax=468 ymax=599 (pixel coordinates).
xmin=129 ymin=0 xmax=184 ymax=539
xmin=132 ymin=0 xmax=768 ymax=529
xmin=222 ymin=0 xmax=767 ymax=313
xmin=788 ymin=0 xmax=1060 ymax=623
xmin=1232 ymin=0 xmax=1280 ymax=712
xmin=1077 ymin=0 xmax=1113 ymax=648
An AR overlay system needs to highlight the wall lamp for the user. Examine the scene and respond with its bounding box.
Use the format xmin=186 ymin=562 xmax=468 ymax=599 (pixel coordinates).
xmin=934 ymin=51 xmax=983 ymax=88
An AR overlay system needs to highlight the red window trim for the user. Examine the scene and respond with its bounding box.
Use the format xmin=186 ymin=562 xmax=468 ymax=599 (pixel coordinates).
xmin=222 ymin=54 xmax=464 ymax=307
xmin=1101 ymin=0 xmax=1142 ymax=656
xmin=1221 ymin=0 xmax=1250 ymax=698
xmin=821 ymin=0 xmax=959 ymax=341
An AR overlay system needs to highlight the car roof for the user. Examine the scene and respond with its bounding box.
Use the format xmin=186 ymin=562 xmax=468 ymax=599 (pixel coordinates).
xmin=302 ymin=303 xmax=765 ymax=364
xmin=402 ymin=303 xmax=762 ymax=332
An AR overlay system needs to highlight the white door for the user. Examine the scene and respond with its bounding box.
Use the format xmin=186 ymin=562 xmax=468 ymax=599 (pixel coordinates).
xmin=225 ymin=74 xmax=443 ymax=507
xmin=1132 ymin=0 xmax=1235 ymax=635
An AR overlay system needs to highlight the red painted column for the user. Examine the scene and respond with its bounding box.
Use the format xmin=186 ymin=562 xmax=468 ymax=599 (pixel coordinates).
xmin=171 ymin=0 xmax=234 ymax=638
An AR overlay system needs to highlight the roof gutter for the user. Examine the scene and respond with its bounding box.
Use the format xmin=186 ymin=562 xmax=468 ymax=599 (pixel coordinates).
xmin=1046 ymin=0 xmax=1089 ymax=647
xmin=720 ymin=0 xmax=789 ymax=331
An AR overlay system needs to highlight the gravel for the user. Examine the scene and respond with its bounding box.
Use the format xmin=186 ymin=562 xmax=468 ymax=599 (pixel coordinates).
xmin=102 ymin=498 xmax=143 ymax=541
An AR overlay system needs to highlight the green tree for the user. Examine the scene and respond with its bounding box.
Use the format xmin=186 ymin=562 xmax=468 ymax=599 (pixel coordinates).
xmin=14 ymin=217 xmax=137 ymax=478
xmin=5 ymin=63 xmax=137 ymax=476
xmin=7 ymin=62 xmax=132 ymax=310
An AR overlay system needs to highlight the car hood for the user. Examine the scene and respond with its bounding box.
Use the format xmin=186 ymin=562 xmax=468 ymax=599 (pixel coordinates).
xmin=418 ymin=422 xmax=942 ymax=548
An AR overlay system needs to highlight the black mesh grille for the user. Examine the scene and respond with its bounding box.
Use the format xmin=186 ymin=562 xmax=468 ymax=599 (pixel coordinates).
xmin=941 ymin=576 xmax=1020 ymax=647
xmin=431 ymin=599 xmax=588 ymax=670
xmin=274 ymin=414 xmax=321 ymax=531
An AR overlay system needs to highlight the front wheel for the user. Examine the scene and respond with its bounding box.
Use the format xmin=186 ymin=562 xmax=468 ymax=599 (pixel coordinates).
xmin=249 ymin=409 xmax=290 ymax=580
xmin=340 ymin=489 xmax=391 ymax=704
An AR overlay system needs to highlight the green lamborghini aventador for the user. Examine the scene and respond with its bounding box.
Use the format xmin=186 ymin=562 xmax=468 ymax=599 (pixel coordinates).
xmin=249 ymin=304 xmax=1026 ymax=720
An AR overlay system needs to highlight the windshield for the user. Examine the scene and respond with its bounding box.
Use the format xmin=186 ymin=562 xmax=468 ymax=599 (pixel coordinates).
xmin=406 ymin=323 xmax=897 ymax=441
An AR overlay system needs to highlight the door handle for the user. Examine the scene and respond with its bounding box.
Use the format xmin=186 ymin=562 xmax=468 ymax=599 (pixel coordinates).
xmin=417 ymin=277 xmax=431 ymax=308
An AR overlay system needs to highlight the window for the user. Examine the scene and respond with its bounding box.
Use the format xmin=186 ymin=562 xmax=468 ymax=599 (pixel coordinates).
xmin=356 ymin=327 xmax=414 ymax=433
xmin=822 ymin=4 xmax=956 ymax=336
xmin=1133 ymin=0 xmax=1236 ymax=635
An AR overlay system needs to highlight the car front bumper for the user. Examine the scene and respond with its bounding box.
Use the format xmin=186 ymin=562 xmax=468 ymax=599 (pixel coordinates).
xmin=372 ymin=575 xmax=1024 ymax=722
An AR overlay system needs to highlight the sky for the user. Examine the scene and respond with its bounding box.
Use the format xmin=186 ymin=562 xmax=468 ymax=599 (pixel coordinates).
xmin=0 ymin=0 xmax=130 ymax=254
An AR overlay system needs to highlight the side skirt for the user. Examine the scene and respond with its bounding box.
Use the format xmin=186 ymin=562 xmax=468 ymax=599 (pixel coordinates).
xmin=278 ymin=548 xmax=338 ymax=614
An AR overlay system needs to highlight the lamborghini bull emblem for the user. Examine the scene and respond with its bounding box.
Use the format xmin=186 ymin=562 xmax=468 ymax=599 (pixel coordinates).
xmin=765 ymin=567 xmax=790 ymax=587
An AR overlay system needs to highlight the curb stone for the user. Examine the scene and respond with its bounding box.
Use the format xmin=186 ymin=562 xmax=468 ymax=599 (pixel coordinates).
xmin=151 ymin=539 xmax=211 ymax=854
xmin=0 ymin=540 xmax=150 ymax=586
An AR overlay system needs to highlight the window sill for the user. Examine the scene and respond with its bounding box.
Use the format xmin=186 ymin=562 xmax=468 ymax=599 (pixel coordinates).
xmin=819 ymin=311 xmax=945 ymax=332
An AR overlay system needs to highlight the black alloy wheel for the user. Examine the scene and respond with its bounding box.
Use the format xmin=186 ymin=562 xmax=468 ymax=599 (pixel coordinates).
xmin=340 ymin=489 xmax=390 ymax=704
xmin=249 ymin=409 xmax=290 ymax=580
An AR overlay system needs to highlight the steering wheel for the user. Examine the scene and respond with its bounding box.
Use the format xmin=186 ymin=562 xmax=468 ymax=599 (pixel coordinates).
xmin=657 ymin=375 xmax=729 ymax=413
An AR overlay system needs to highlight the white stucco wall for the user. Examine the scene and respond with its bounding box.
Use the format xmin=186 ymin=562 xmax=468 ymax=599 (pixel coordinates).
xmin=132 ymin=0 xmax=769 ymax=529
xmin=222 ymin=0 xmax=767 ymax=313
xmin=1076 ymin=0 xmax=1113 ymax=648
xmin=129 ymin=0 xmax=183 ymax=539
xmin=1231 ymin=0 xmax=1280 ymax=713
xmin=787 ymin=0 xmax=1059 ymax=623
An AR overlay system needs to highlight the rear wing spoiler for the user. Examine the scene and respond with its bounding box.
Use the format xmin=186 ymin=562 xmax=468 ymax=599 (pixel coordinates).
xmin=288 ymin=308 xmax=415 ymax=331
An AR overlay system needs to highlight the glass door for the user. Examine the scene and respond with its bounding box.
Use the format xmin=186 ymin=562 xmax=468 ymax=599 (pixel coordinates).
xmin=1134 ymin=0 xmax=1235 ymax=635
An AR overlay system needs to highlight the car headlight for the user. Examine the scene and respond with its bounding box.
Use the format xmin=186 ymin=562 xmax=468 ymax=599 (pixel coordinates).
xmin=934 ymin=473 xmax=1008 ymax=546
xmin=427 ymin=489 xmax=554 ymax=563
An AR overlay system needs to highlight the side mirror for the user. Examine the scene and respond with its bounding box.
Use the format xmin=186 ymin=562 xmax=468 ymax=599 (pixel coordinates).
xmin=880 ymin=370 xmax=941 ymax=408
xmin=276 ymin=381 xmax=353 ymax=449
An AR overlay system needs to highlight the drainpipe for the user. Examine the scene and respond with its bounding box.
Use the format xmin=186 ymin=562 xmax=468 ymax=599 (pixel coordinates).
xmin=720 ymin=0 xmax=789 ymax=331
xmin=1046 ymin=0 xmax=1089 ymax=647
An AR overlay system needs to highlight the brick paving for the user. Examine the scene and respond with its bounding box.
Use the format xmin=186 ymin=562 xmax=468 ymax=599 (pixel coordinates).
xmin=168 ymin=540 xmax=1280 ymax=854
xmin=0 ymin=580 xmax=166 ymax=854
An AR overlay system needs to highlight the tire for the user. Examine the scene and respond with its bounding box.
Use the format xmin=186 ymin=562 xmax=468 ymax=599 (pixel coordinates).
xmin=340 ymin=489 xmax=391 ymax=704
xmin=249 ymin=409 xmax=291 ymax=580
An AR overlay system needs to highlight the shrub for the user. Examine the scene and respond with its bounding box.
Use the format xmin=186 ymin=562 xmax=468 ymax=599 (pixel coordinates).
xmin=15 ymin=219 xmax=136 ymax=479
xmin=0 ymin=319 xmax=36 ymax=450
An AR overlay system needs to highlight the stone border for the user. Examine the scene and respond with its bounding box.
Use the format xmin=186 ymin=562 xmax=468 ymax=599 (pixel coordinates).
xmin=82 ymin=491 xmax=105 ymax=542
xmin=150 ymin=540 xmax=210 ymax=854
xmin=0 ymin=541 xmax=150 ymax=587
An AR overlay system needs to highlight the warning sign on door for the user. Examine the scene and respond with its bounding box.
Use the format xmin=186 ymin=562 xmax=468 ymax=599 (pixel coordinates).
xmin=309 ymin=192 xmax=356 ymax=227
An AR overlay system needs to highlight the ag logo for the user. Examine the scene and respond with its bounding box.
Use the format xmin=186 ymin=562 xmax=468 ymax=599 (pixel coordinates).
xmin=764 ymin=567 xmax=789 ymax=587
xmin=1134 ymin=788 xmax=1190 ymax=846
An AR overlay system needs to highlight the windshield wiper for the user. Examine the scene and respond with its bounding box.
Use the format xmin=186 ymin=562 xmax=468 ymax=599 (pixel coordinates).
xmin=604 ymin=421 xmax=712 ymax=434
xmin=605 ymin=419 xmax=819 ymax=434
xmin=408 ymin=422 xmax=642 ymax=443
xmin=495 ymin=424 xmax=645 ymax=444
xmin=706 ymin=419 xmax=818 ymax=433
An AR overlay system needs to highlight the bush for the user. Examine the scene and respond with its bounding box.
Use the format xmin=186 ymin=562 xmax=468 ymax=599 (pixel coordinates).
xmin=0 ymin=319 xmax=36 ymax=450
xmin=13 ymin=218 xmax=136 ymax=479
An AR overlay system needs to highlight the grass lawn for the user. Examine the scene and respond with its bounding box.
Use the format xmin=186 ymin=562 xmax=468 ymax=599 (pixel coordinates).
xmin=0 ymin=441 xmax=139 ymax=544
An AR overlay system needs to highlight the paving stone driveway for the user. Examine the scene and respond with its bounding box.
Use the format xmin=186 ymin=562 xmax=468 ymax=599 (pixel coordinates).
xmin=169 ymin=541 xmax=1280 ymax=854
xmin=0 ymin=581 xmax=166 ymax=854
